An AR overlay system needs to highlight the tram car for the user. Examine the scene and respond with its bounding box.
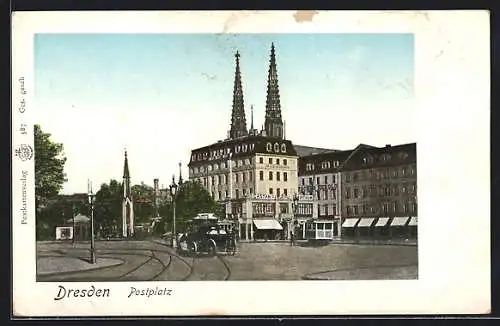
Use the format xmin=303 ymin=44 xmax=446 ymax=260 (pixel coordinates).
xmin=179 ymin=213 xmax=237 ymax=256
xmin=304 ymin=219 xmax=336 ymax=246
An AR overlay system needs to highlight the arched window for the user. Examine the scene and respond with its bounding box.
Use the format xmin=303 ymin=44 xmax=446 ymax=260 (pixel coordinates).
xmin=266 ymin=143 xmax=272 ymax=152
xmin=281 ymin=143 xmax=287 ymax=153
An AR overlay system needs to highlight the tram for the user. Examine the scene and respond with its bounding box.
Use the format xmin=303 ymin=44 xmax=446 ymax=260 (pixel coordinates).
xmin=304 ymin=219 xmax=336 ymax=246
xmin=178 ymin=213 xmax=237 ymax=256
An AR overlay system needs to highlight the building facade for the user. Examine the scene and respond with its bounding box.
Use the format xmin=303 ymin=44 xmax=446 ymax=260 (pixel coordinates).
xmin=188 ymin=43 xmax=311 ymax=241
xmin=298 ymin=143 xmax=417 ymax=239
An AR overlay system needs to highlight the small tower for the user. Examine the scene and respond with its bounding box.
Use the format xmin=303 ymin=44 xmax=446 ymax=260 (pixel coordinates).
xmin=229 ymin=50 xmax=248 ymax=139
xmin=178 ymin=162 xmax=183 ymax=185
xmin=264 ymin=43 xmax=284 ymax=139
xmin=122 ymin=150 xmax=134 ymax=237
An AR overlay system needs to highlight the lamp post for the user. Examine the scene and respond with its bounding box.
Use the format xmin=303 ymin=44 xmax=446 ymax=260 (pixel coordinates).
xmin=72 ymin=203 xmax=76 ymax=244
xmin=87 ymin=181 xmax=96 ymax=264
xmin=169 ymin=175 xmax=179 ymax=249
xmin=291 ymin=194 xmax=299 ymax=246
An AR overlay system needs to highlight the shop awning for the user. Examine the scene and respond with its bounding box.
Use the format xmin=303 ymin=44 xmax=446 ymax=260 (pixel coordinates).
xmin=357 ymin=217 xmax=375 ymax=227
xmin=374 ymin=217 xmax=390 ymax=227
xmin=342 ymin=218 xmax=359 ymax=228
xmin=408 ymin=217 xmax=418 ymax=226
xmin=391 ymin=217 xmax=409 ymax=226
xmin=253 ymin=219 xmax=283 ymax=230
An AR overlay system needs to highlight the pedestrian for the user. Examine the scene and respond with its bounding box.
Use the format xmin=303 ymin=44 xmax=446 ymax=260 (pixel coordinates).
xmin=290 ymin=231 xmax=294 ymax=246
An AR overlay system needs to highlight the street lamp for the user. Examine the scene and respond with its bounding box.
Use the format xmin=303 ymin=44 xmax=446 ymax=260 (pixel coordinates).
xmin=169 ymin=175 xmax=179 ymax=249
xmin=291 ymin=194 xmax=299 ymax=246
xmin=87 ymin=181 xmax=96 ymax=264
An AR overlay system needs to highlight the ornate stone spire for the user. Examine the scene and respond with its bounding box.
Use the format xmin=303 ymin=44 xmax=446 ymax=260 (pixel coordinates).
xmin=229 ymin=51 xmax=248 ymax=139
xmin=123 ymin=150 xmax=130 ymax=180
xmin=264 ymin=43 xmax=284 ymax=139
xmin=250 ymin=104 xmax=254 ymax=131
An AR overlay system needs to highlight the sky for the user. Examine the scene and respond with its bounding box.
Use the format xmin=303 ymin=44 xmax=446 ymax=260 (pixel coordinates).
xmin=34 ymin=33 xmax=415 ymax=194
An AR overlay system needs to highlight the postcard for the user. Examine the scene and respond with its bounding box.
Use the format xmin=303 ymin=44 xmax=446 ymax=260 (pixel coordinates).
xmin=12 ymin=10 xmax=490 ymax=317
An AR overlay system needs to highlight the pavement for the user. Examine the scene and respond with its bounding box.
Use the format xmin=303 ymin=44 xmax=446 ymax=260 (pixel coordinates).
xmin=236 ymin=238 xmax=417 ymax=246
xmin=37 ymin=256 xmax=124 ymax=275
xmin=36 ymin=239 xmax=418 ymax=281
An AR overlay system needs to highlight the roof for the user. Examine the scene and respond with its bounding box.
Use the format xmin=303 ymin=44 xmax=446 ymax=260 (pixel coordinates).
xmin=293 ymin=144 xmax=339 ymax=157
xmin=298 ymin=143 xmax=416 ymax=175
xmin=189 ymin=135 xmax=297 ymax=166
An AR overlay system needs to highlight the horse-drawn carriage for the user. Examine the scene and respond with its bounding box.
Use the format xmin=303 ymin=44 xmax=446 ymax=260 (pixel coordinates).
xmin=178 ymin=213 xmax=237 ymax=256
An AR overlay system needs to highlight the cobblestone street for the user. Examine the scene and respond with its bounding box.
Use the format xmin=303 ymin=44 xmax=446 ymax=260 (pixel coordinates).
xmin=37 ymin=240 xmax=417 ymax=281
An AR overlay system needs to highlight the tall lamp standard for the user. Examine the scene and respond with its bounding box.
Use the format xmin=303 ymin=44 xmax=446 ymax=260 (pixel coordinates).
xmin=169 ymin=175 xmax=179 ymax=249
xmin=291 ymin=194 xmax=299 ymax=246
xmin=87 ymin=180 xmax=96 ymax=264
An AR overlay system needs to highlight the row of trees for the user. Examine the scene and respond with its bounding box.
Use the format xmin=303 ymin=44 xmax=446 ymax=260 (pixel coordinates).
xmin=35 ymin=124 xmax=222 ymax=240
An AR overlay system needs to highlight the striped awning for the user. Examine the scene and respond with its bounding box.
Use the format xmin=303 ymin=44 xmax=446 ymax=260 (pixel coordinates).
xmin=391 ymin=217 xmax=409 ymax=226
xmin=342 ymin=218 xmax=359 ymax=228
xmin=408 ymin=217 xmax=418 ymax=226
xmin=357 ymin=217 xmax=375 ymax=227
xmin=375 ymin=217 xmax=390 ymax=227
xmin=253 ymin=219 xmax=283 ymax=230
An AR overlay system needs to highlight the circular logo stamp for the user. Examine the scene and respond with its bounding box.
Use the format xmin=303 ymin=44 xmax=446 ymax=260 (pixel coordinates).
xmin=15 ymin=144 xmax=33 ymax=161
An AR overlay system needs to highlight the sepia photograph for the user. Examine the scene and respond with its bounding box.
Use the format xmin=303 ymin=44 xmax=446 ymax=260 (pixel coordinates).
xmin=12 ymin=11 xmax=490 ymax=316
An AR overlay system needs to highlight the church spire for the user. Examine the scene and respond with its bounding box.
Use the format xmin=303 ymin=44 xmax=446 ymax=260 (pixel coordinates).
xmin=250 ymin=104 xmax=254 ymax=131
xmin=178 ymin=161 xmax=183 ymax=184
xmin=229 ymin=50 xmax=248 ymax=139
xmin=123 ymin=149 xmax=130 ymax=179
xmin=264 ymin=42 xmax=284 ymax=139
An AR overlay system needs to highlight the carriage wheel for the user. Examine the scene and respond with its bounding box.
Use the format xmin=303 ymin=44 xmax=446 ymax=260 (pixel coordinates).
xmin=189 ymin=242 xmax=198 ymax=255
xmin=208 ymin=239 xmax=217 ymax=257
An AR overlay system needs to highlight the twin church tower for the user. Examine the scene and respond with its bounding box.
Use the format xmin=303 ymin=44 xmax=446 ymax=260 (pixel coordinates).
xmin=229 ymin=42 xmax=285 ymax=141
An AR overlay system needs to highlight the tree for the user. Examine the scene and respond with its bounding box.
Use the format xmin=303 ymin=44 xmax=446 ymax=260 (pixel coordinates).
xmin=157 ymin=181 xmax=222 ymax=234
xmin=94 ymin=179 xmax=123 ymax=234
xmin=34 ymin=124 xmax=67 ymax=210
xmin=131 ymin=184 xmax=155 ymax=224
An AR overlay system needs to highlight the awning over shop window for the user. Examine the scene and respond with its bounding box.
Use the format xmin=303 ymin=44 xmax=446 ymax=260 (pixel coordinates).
xmin=375 ymin=217 xmax=390 ymax=227
xmin=390 ymin=217 xmax=409 ymax=226
xmin=342 ymin=218 xmax=359 ymax=228
xmin=407 ymin=217 xmax=418 ymax=226
xmin=357 ymin=217 xmax=375 ymax=227
xmin=253 ymin=219 xmax=283 ymax=230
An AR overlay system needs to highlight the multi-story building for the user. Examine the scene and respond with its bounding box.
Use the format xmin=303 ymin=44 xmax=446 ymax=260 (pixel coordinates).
xmin=298 ymin=142 xmax=417 ymax=239
xmin=339 ymin=143 xmax=417 ymax=238
xmin=188 ymin=44 xmax=308 ymax=241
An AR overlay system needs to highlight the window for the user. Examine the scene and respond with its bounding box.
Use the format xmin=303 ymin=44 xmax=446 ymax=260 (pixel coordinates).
xmin=385 ymin=186 xmax=391 ymax=196
xmin=250 ymin=188 xmax=253 ymax=194
xmin=316 ymin=176 xmax=320 ymax=185
xmin=243 ymin=189 xmax=247 ymax=196
xmin=309 ymin=177 xmax=313 ymax=185
xmin=259 ymin=157 xmax=263 ymax=164
xmin=345 ymin=188 xmax=351 ymax=199
xmin=276 ymin=158 xmax=280 ymax=165
xmin=281 ymin=143 xmax=287 ymax=153
xmin=269 ymin=171 xmax=273 ymax=180
xmin=284 ymin=188 xmax=288 ymax=197
xmin=283 ymin=159 xmax=288 ymax=165
xmin=324 ymin=175 xmax=328 ymax=184
xmin=235 ymin=173 xmax=239 ymax=183
xmin=277 ymin=188 xmax=281 ymax=198
xmin=217 ymin=175 xmax=221 ymax=184
xmin=274 ymin=143 xmax=280 ymax=152
xmin=225 ymin=191 xmax=228 ymax=198
xmin=218 ymin=191 xmax=222 ymax=199
xmin=332 ymin=175 xmax=336 ymax=183
xmin=306 ymin=163 xmax=314 ymax=171
xmin=354 ymin=188 xmax=359 ymax=198
xmin=269 ymin=188 xmax=273 ymax=195
xmin=353 ymin=206 xmax=359 ymax=215
xmin=284 ymin=172 xmax=288 ymax=182
xmin=277 ymin=172 xmax=281 ymax=181
xmin=249 ymin=171 xmax=253 ymax=181
xmin=269 ymin=158 xmax=273 ymax=164
xmin=301 ymin=178 xmax=305 ymax=186
xmin=412 ymin=202 xmax=417 ymax=212
xmin=235 ymin=189 xmax=240 ymax=199
xmin=259 ymin=171 xmax=264 ymax=181
xmin=266 ymin=143 xmax=272 ymax=152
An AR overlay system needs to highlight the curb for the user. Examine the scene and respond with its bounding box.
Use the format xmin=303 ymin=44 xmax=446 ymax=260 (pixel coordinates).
xmin=37 ymin=256 xmax=125 ymax=277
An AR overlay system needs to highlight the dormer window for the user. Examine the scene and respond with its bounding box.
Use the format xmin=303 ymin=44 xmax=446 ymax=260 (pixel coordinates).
xmin=274 ymin=142 xmax=280 ymax=152
xmin=266 ymin=143 xmax=272 ymax=152
xmin=306 ymin=163 xmax=315 ymax=171
xmin=333 ymin=160 xmax=340 ymax=168
xmin=191 ymin=154 xmax=196 ymax=161
xmin=362 ymin=157 xmax=368 ymax=164
xmin=321 ymin=161 xmax=331 ymax=169
xmin=281 ymin=143 xmax=287 ymax=153
xmin=194 ymin=167 xmax=199 ymax=174
xmin=250 ymin=143 xmax=255 ymax=151
xmin=398 ymin=152 xmax=408 ymax=160
xmin=207 ymin=164 xmax=212 ymax=171
xmin=242 ymin=144 xmax=248 ymax=152
xmin=214 ymin=163 xmax=219 ymax=170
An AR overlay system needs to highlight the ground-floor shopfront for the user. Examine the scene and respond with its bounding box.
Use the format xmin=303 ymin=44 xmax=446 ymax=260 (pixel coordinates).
xmin=341 ymin=216 xmax=418 ymax=240
xmin=220 ymin=195 xmax=318 ymax=241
